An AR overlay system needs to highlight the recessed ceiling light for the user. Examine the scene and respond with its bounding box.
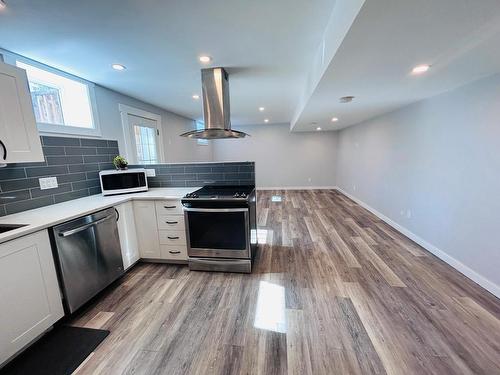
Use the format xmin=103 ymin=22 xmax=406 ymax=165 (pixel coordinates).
xmin=316 ymin=127 xmax=322 ymax=131
xmin=0 ymin=0 xmax=6 ymax=9
xmin=264 ymin=119 xmax=269 ymax=123
xmin=411 ymin=64 xmax=431 ymax=74
xmin=259 ymin=107 xmax=265 ymax=112
xmin=339 ymin=96 xmax=355 ymax=103
xmin=199 ymin=55 xmax=212 ymax=63
xmin=112 ymin=64 xmax=126 ymax=71
xmin=192 ymin=94 xmax=200 ymax=100
xmin=331 ymin=117 xmax=338 ymax=122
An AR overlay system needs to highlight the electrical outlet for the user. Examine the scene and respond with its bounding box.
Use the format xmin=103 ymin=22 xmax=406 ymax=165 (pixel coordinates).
xmin=353 ymin=184 xmax=357 ymax=191
xmin=146 ymin=169 xmax=156 ymax=177
xmin=39 ymin=177 xmax=58 ymax=190
xmin=406 ymin=209 xmax=412 ymax=219
xmin=308 ymin=177 xmax=312 ymax=182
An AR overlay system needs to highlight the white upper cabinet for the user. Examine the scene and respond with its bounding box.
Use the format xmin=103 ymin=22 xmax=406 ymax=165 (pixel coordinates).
xmin=0 ymin=61 xmax=44 ymax=164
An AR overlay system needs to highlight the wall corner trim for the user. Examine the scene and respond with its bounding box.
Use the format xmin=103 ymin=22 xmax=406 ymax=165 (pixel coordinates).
xmin=335 ymin=187 xmax=500 ymax=299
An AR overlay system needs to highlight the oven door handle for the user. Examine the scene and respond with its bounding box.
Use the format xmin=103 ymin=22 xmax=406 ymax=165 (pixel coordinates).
xmin=183 ymin=207 xmax=249 ymax=213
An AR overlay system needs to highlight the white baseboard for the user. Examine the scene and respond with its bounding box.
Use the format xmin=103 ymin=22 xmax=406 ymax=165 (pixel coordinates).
xmin=335 ymin=187 xmax=500 ymax=299
xmin=258 ymin=186 xmax=338 ymax=190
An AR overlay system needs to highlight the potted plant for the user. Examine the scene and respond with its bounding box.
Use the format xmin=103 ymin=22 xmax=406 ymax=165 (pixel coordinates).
xmin=113 ymin=155 xmax=129 ymax=170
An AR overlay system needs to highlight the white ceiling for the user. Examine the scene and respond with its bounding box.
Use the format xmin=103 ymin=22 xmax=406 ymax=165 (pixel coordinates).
xmin=0 ymin=0 xmax=335 ymax=125
xmin=1 ymin=0 xmax=500 ymax=132
xmin=292 ymin=0 xmax=500 ymax=131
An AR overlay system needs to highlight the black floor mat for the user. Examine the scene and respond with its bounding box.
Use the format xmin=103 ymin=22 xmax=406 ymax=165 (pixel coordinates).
xmin=0 ymin=325 xmax=109 ymax=375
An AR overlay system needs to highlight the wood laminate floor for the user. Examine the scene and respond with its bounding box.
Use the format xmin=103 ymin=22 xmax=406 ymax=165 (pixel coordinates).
xmin=70 ymin=190 xmax=500 ymax=375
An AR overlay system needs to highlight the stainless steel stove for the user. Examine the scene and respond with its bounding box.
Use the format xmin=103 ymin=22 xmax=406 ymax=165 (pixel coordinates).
xmin=182 ymin=185 xmax=257 ymax=273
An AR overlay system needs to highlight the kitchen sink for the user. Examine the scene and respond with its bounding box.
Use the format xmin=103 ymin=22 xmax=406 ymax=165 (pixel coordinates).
xmin=0 ymin=224 xmax=28 ymax=233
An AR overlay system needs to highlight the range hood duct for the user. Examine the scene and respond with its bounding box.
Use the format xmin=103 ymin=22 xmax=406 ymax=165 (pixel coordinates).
xmin=180 ymin=67 xmax=249 ymax=139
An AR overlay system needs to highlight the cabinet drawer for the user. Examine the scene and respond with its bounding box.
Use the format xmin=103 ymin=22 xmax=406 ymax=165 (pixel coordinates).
xmin=160 ymin=245 xmax=187 ymax=260
xmin=157 ymin=215 xmax=185 ymax=231
xmin=155 ymin=200 xmax=183 ymax=215
xmin=159 ymin=230 xmax=186 ymax=245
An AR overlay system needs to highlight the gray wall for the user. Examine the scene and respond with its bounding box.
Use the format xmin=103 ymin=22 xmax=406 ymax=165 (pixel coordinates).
xmin=335 ymin=74 xmax=500 ymax=294
xmin=212 ymin=123 xmax=337 ymax=188
xmin=94 ymin=86 xmax=213 ymax=163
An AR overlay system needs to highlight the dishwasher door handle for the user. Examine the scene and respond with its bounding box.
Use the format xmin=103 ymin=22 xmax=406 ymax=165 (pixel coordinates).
xmin=58 ymin=214 xmax=114 ymax=237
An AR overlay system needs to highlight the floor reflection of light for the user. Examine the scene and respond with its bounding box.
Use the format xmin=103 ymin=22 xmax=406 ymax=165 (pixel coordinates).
xmin=254 ymin=281 xmax=286 ymax=333
xmin=271 ymin=195 xmax=282 ymax=202
xmin=256 ymin=229 xmax=268 ymax=245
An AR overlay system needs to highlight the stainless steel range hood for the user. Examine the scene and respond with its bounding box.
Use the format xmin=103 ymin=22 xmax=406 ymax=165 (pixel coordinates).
xmin=180 ymin=67 xmax=249 ymax=139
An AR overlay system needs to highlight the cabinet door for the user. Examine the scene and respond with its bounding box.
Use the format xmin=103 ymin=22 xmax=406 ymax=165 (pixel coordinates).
xmin=133 ymin=200 xmax=160 ymax=258
xmin=0 ymin=230 xmax=64 ymax=365
xmin=116 ymin=202 xmax=139 ymax=270
xmin=0 ymin=61 xmax=44 ymax=163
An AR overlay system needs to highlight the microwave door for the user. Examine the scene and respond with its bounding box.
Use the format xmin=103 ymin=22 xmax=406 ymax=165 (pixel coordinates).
xmin=100 ymin=170 xmax=148 ymax=195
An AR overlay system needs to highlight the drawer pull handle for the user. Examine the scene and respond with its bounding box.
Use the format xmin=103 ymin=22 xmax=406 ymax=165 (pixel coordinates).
xmin=166 ymin=221 xmax=178 ymax=224
xmin=169 ymin=250 xmax=181 ymax=254
xmin=167 ymin=236 xmax=179 ymax=239
xmin=164 ymin=205 xmax=176 ymax=209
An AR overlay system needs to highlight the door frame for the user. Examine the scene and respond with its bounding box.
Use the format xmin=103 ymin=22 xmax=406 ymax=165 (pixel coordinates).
xmin=119 ymin=104 xmax=165 ymax=164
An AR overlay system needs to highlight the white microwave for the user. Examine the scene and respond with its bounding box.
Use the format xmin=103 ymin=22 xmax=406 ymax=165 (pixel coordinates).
xmin=99 ymin=169 xmax=148 ymax=196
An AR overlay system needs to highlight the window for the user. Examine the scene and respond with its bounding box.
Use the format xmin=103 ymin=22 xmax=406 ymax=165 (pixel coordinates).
xmin=16 ymin=61 xmax=99 ymax=136
xmin=133 ymin=122 xmax=158 ymax=164
xmin=196 ymin=121 xmax=208 ymax=145
xmin=119 ymin=104 xmax=164 ymax=164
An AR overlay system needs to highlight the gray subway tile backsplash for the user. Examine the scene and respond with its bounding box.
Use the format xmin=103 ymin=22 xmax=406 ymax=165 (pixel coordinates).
xmin=65 ymin=146 xmax=98 ymax=155
xmin=80 ymin=138 xmax=109 ymax=147
xmin=0 ymin=136 xmax=119 ymax=216
xmin=5 ymin=196 xmax=55 ymax=215
xmin=41 ymin=136 xmax=80 ymax=146
xmin=130 ymin=161 xmax=255 ymax=188
xmin=25 ymin=165 xmax=69 ymax=177
xmin=0 ymin=134 xmax=255 ymax=216
xmin=0 ymin=168 xmax=27 ymax=180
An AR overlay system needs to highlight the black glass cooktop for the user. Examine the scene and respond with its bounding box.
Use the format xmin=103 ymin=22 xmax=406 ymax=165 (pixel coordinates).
xmin=184 ymin=185 xmax=255 ymax=199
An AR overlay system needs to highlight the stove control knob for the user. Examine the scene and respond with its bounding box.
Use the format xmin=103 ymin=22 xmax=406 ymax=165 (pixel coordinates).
xmin=241 ymin=193 xmax=247 ymax=198
xmin=233 ymin=192 xmax=241 ymax=198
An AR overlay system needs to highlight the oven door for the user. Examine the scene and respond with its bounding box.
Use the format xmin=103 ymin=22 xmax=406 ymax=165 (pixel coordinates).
xmin=184 ymin=207 xmax=250 ymax=259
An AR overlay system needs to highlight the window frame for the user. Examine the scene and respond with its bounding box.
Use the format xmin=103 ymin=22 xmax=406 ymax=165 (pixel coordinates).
xmin=119 ymin=104 xmax=165 ymax=164
xmin=3 ymin=51 xmax=102 ymax=138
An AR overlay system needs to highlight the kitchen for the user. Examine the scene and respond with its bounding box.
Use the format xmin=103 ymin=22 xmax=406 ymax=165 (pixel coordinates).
xmin=1 ymin=0 xmax=500 ymax=374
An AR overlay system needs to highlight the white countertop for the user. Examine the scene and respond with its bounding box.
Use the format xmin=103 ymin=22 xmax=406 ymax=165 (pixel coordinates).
xmin=0 ymin=188 xmax=197 ymax=244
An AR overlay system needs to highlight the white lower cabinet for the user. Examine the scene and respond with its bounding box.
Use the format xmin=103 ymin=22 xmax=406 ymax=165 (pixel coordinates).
xmin=0 ymin=230 xmax=64 ymax=365
xmin=133 ymin=199 xmax=188 ymax=262
xmin=115 ymin=202 xmax=139 ymax=270
xmin=133 ymin=200 xmax=161 ymax=259
xmin=160 ymin=245 xmax=188 ymax=261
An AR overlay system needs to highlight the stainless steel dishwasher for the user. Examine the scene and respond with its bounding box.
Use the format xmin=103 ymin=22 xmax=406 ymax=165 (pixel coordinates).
xmin=51 ymin=207 xmax=124 ymax=314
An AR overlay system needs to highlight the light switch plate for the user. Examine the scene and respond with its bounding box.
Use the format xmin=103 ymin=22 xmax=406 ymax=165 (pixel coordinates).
xmin=39 ymin=177 xmax=58 ymax=190
xmin=146 ymin=168 xmax=156 ymax=177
